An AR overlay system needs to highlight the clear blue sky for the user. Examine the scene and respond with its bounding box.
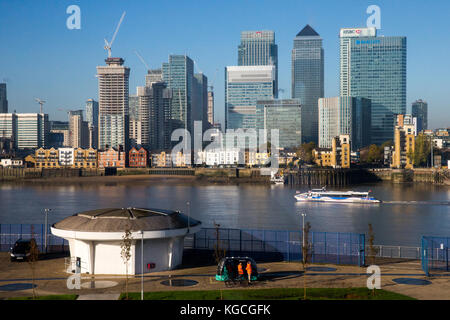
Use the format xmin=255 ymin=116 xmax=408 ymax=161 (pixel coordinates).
xmin=0 ymin=0 xmax=449 ymax=129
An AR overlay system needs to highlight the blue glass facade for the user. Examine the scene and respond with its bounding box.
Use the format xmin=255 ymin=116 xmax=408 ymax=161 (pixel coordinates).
xmin=340 ymin=30 xmax=406 ymax=145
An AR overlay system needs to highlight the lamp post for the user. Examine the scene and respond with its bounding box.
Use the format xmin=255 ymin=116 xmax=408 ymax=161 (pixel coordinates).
xmin=186 ymin=201 xmax=190 ymax=234
xmin=44 ymin=208 xmax=52 ymax=253
xmin=139 ymin=230 xmax=144 ymax=301
xmin=301 ymin=212 xmax=306 ymax=265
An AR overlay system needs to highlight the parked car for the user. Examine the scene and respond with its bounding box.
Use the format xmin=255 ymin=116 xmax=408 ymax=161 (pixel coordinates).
xmin=10 ymin=238 xmax=38 ymax=262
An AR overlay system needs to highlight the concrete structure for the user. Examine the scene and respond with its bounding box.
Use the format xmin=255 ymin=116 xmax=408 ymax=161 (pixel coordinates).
xmin=238 ymin=30 xmax=278 ymax=96
xmin=411 ymin=99 xmax=428 ymax=133
xmin=318 ymin=96 xmax=371 ymax=150
xmin=198 ymin=148 xmax=245 ymax=167
xmin=97 ymin=57 xmax=130 ymax=151
xmin=0 ymin=83 xmax=8 ymax=113
xmin=51 ymin=208 xmax=201 ymax=275
xmin=391 ymin=114 xmax=415 ymax=169
xmin=58 ymin=147 xmax=75 ymax=166
xmin=292 ymin=25 xmax=324 ymax=144
xmin=69 ymin=110 xmax=89 ymax=149
xmin=340 ymin=27 xmax=406 ymax=145
xmin=145 ymin=69 xmax=163 ymax=87
xmin=225 ymin=66 xmax=275 ymax=130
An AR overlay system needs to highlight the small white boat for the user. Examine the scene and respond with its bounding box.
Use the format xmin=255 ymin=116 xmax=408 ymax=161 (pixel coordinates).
xmin=294 ymin=187 xmax=380 ymax=203
xmin=270 ymin=171 xmax=285 ymax=185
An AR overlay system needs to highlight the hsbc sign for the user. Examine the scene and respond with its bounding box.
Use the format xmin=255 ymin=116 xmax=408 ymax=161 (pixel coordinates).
xmin=340 ymin=27 xmax=376 ymax=38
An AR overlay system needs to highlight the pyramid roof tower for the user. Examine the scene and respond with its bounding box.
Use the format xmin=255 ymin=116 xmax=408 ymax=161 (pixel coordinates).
xmin=296 ymin=24 xmax=320 ymax=37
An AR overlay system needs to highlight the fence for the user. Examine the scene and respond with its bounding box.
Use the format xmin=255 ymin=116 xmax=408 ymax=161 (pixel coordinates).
xmin=186 ymin=228 xmax=366 ymax=267
xmin=422 ymin=236 xmax=449 ymax=276
xmin=366 ymin=245 xmax=422 ymax=260
xmin=0 ymin=224 xmax=68 ymax=253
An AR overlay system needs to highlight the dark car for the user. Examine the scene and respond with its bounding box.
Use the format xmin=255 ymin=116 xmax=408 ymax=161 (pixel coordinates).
xmin=10 ymin=238 xmax=38 ymax=262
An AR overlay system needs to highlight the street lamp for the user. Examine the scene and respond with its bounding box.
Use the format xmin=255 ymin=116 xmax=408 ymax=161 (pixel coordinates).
xmin=44 ymin=208 xmax=52 ymax=253
xmin=139 ymin=230 xmax=144 ymax=301
xmin=186 ymin=201 xmax=190 ymax=234
xmin=301 ymin=212 xmax=306 ymax=265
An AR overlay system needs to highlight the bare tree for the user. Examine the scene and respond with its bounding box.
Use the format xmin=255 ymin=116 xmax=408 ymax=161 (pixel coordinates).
xmin=302 ymin=221 xmax=311 ymax=300
xmin=27 ymin=226 xmax=39 ymax=299
xmin=213 ymin=221 xmax=226 ymax=264
xmin=367 ymin=223 xmax=379 ymax=266
xmin=120 ymin=227 xmax=133 ymax=300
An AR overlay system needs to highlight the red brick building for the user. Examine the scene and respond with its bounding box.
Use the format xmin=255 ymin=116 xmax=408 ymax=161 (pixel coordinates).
xmin=98 ymin=147 xmax=126 ymax=168
xmin=128 ymin=146 xmax=148 ymax=168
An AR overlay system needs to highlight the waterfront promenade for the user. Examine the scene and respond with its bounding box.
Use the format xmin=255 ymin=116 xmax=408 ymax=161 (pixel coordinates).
xmin=0 ymin=252 xmax=448 ymax=300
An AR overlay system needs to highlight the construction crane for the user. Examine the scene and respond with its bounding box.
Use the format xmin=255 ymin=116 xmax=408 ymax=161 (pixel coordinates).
xmin=35 ymin=98 xmax=46 ymax=114
xmin=134 ymin=50 xmax=150 ymax=71
xmin=104 ymin=11 xmax=126 ymax=58
xmin=208 ymin=68 xmax=219 ymax=92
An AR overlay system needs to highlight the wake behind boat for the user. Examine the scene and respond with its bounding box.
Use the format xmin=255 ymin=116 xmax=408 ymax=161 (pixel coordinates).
xmin=295 ymin=187 xmax=380 ymax=204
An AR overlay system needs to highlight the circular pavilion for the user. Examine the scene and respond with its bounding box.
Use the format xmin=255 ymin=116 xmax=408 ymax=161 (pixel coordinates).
xmin=51 ymin=207 xmax=201 ymax=275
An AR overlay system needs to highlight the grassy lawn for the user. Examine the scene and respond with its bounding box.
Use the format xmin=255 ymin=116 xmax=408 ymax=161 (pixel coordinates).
xmin=8 ymin=294 xmax=78 ymax=300
xmin=120 ymin=288 xmax=414 ymax=300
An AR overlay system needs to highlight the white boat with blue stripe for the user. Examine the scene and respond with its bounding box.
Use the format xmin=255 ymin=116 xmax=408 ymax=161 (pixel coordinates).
xmin=295 ymin=187 xmax=380 ymax=204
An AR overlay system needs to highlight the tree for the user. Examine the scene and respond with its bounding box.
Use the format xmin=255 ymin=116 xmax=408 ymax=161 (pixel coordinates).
xmin=367 ymin=224 xmax=379 ymax=296
xmin=120 ymin=227 xmax=133 ymax=300
xmin=302 ymin=221 xmax=311 ymax=300
xmin=366 ymin=144 xmax=382 ymax=163
xmin=296 ymin=142 xmax=316 ymax=164
xmin=213 ymin=222 xmax=226 ymax=265
xmin=407 ymin=135 xmax=431 ymax=167
xmin=27 ymin=227 xmax=39 ymax=299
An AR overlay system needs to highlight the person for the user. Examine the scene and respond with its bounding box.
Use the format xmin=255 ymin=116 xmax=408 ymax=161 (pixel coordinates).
xmin=237 ymin=262 xmax=244 ymax=280
xmin=246 ymin=261 xmax=252 ymax=283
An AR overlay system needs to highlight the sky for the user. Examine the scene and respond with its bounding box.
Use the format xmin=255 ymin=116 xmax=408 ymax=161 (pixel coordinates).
xmin=0 ymin=0 xmax=449 ymax=130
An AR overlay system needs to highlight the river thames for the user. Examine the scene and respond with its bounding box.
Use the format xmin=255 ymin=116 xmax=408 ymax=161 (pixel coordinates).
xmin=0 ymin=179 xmax=448 ymax=247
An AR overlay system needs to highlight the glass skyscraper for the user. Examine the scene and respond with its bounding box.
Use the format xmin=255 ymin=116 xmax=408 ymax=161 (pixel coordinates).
xmin=256 ymin=99 xmax=302 ymax=149
xmin=291 ymin=25 xmax=324 ymax=144
xmin=0 ymin=83 xmax=7 ymax=113
xmin=340 ymin=27 xmax=406 ymax=145
xmin=225 ymin=66 xmax=275 ymax=130
xmin=411 ymin=99 xmax=428 ymax=132
xmin=238 ymin=31 xmax=278 ymax=95
xmin=162 ymin=55 xmax=194 ymax=133
xmin=318 ymin=96 xmax=371 ymax=150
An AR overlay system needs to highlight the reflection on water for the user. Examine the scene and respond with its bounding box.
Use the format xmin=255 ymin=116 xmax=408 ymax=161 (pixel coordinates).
xmin=0 ymin=181 xmax=448 ymax=247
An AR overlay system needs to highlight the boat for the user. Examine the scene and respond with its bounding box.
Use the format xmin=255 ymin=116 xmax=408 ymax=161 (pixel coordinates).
xmin=294 ymin=187 xmax=380 ymax=203
xmin=270 ymin=171 xmax=285 ymax=185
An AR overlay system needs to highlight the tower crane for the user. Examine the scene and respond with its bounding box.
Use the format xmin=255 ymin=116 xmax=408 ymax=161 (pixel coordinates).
xmin=35 ymin=98 xmax=46 ymax=114
xmin=134 ymin=50 xmax=150 ymax=71
xmin=104 ymin=11 xmax=126 ymax=58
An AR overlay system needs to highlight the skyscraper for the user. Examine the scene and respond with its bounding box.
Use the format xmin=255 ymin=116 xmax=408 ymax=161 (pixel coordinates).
xmin=193 ymin=73 xmax=208 ymax=132
xmin=411 ymin=99 xmax=428 ymax=133
xmin=0 ymin=83 xmax=7 ymax=113
xmin=291 ymin=25 xmax=324 ymax=144
xmin=238 ymin=31 xmax=278 ymax=95
xmin=69 ymin=110 xmax=89 ymax=148
xmin=162 ymin=55 xmax=194 ymax=133
xmin=85 ymin=99 xmax=99 ymax=149
xmin=207 ymin=91 xmax=214 ymax=127
xmin=145 ymin=69 xmax=163 ymax=87
xmin=148 ymin=82 xmax=172 ymax=150
xmin=318 ymin=96 xmax=371 ymax=150
xmin=256 ymin=99 xmax=302 ymax=149
xmin=16 ymin=113 xmax=49 ymax=149
xmin=225 ymin=66 xmax=275 ymax=130
xmin=340 ymin=27 xmax=407 ymax=145
xmin=97 ymin=57 xmax=130 ymax=151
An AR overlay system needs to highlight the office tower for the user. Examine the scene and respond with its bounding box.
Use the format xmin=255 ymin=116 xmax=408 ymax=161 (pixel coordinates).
xmin=69 ymin=110 xmax=89 ymax=148
xmin=148 ymin=82 xmax=173 ymax=150
xmin=291 ymin=25 xmax=324 ymax=144
xmin=411 ymin=99 xmax=428 ymax=133
xmin=0 ymin=83 xmax=7 ymax=113
xmin=0 ymin=113 xmax=16 ymax=141
xmin=340 ymin=27 xmax=406 ymax=145
xmin=49 ymin=121 xmax=69 ymax=147
xmin=207 ymin=91 xmax=214 ymax=126
xmin=193 ymin=73 xmax=208 ymax=132
xmin=128 ymin=94 xmax=140 ymax=146
xmin=256 ymin=99 xmax=302 ymax=149
xmin=225 ymin=66 xmax=275 ymax=130
xmin=136 ymin=86 xmax=151 ymax=147
xmin=145 ymin=69 xmax=163 ymax=87
xmin=162 ymin=55 xmax=194 ymax=133
xmin=97 ymin=57 xmax=130 ymax=151
xmin=85 ymin=99 xmax=99 ymax=148
xmin=318 ymin=97 xmax=371 ymax=150
xmin=238 ymin=31 xmax=278 ymax=95
xmin=16 ymin=113 xmax=49 ymax=149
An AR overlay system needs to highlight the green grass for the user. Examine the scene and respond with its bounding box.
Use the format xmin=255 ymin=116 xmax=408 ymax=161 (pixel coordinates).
xmin=8 ymin=294 xmax=78 ymax=300
xmin=120 ymin=288 xmax=414 ymax=300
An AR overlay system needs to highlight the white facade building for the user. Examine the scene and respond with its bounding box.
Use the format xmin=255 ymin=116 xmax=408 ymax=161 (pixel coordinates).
xmin=58 ymin=148 xmax=74 ymax=166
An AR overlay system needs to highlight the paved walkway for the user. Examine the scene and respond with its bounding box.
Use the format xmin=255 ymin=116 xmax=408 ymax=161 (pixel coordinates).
xmin=77 ymin=294 xmax=120 ymax=300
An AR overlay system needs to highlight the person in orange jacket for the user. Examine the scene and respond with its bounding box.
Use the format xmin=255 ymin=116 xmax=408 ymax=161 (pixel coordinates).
xmin=237 ymin=262 xmax=244 ymax=279
xmin=245 ymin=261 xmax=252 ymax=283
